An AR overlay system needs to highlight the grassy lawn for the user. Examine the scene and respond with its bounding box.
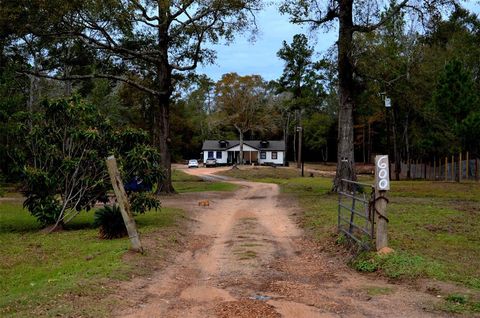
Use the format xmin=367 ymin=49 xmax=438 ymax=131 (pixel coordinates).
xmin=172 ymin=169 xmax=238 ymax=192
xmin=0 ymin=169 xmax=237 ymax=317
xmin=219 ymin=167 xmax=480 ymax=293
xmin=0 ymin=201 xmax=182 ymax=317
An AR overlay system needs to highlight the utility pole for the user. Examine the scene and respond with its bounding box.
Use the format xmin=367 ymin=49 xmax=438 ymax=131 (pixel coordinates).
xmin=297 ymin=126 xmax=303 ymax=169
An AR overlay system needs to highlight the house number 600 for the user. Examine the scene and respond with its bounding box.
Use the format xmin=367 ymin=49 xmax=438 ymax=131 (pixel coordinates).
xmin=376 ymin=155 xmax=390 ymax=191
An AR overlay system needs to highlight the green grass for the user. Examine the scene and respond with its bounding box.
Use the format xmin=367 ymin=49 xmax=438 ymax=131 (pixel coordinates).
xmin=172 ymin=169 xmax=239 ymax=193
xmin=439 ymin=294 xmax=480 ymax=314
xmin=364 ymin=286 xmax=394 ymax=296
xmin=217 ymin=167 xmax=480 ymax=290
xmin=0 ymin=169 xmax=236 ymax=316
xmin=0 ymin=201 xmax=182 ymax=317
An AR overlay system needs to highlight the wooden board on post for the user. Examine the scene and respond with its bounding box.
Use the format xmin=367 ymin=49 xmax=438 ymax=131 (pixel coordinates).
xmin=106 ymin=155 xmax=144 ymax=253
xmin=375 ymin=155 xmax=390 ymax=251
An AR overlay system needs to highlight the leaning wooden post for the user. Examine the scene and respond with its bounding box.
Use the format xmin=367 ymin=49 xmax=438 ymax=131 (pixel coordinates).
xmin=106 ymin=155 xmax=144 ymax=253
xmin=375 ymin=155 xmax=390 ymax=251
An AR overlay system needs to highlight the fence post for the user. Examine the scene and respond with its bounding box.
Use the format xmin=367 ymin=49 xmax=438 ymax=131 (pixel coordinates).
xmin=433 ymin=158 xmax=436 ymax=181
xmin=375 ymin=155 xmax=390 ymax=251
xmin=106 ymin=155 xmax=144 ymax=253
xmin=458 ymin=153 xmax=462 ymax=182
xmin=451 ymin=155 xmax=454 ymax=181
xmin=466 ymin=152 xmax=469 ymax=180
xmin=445 ymin=157 xmax=448 ymax=181
xmin=476 ymin=158 xmax=479 ymax=181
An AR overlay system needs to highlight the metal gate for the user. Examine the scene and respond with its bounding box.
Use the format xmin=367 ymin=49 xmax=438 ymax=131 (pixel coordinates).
xmin=338 ymin=179 xmax=375 ymax=250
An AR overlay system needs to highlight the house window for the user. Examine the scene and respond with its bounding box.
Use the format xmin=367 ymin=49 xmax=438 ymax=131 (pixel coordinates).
xmin=208 ymin=151 xmax=214 ymax=158
xmin=272 ymin=151 xmax=278 ymax=160
xmin=260 ymin=151 xmax=266 ymax=159
xmin=216 ymin=151 xmax=222 ymax=159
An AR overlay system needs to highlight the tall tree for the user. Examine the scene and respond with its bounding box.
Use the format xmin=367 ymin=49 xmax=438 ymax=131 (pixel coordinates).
xmin=11 ymin=0 xmax=262 ymax=193
xmin=280 ymin=0 xmax=457 ymax=190
xmin=277 ymin=33 xmax=322 ymax=166
xmin=214 ymin=73 xmax=273 ymax=164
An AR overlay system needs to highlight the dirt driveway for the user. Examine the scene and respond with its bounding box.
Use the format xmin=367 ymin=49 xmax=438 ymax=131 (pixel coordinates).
xmin=115 ymin=167 xmax=450 ymax=317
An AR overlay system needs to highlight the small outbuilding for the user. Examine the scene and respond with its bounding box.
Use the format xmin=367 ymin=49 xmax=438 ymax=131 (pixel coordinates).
xmin=201 ymin=140 xmax=285 ymax=165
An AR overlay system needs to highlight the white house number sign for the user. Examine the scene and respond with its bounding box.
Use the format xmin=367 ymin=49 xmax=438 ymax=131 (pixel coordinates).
xmin=375 ymin=155 xmax=390 ymax=191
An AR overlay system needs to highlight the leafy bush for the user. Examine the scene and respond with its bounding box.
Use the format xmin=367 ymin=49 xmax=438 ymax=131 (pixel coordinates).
xmin=23 ymin=194 xmax=62 ymax=227
xmin=93 ymin=205 xmax=128 ymax=239
xmin=130 ymin=192 xmax=160 ymax=214
xmin=14 ymin=96 xmax=161 ymax=228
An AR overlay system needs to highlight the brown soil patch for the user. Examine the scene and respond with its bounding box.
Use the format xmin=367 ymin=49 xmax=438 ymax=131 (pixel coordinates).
xmin=214 ymin=299 xmax=280 ymax=318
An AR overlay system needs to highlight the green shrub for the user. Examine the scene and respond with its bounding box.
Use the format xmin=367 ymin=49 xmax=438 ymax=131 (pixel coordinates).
xmin=130 ymin=192 xmax=160 ymax=214
xmin=23 ymin=194 xmax=62 ymax=226
xmin=93 ymin=205 xmax=128 ymax=239
xmin=14 ymin=97 xmax=161 ymax=228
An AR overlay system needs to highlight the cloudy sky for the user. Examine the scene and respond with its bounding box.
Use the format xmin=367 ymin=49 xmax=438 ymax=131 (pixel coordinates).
xmin=197 ymin=1 xmax=479 ymax=82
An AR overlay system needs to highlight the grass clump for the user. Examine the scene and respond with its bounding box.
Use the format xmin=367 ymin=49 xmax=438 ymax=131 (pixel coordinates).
xmin=446 ymin=294 xmax=468 ymax=304
xmin=439 ymin=294 xmax=480 ymax=314
xmin=351 ymin=251 xmax=444 ymax=280
xmin=365 ymin=286 xmax=394 ymax=296
xmin=351 ymin=253 xmax=379 ymax=273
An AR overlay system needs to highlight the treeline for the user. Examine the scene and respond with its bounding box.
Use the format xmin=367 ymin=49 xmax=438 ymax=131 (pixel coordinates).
xmin=1 ymin=1 xmax=479 ymax=190
xmin=172 ymin=5 xmax=480 ymax=173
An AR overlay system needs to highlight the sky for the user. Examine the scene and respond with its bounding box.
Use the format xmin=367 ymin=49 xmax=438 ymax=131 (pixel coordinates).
xmin=197 ymin=1 xmax=480 ymax=82
xmin=197 ymin=5 xmax=337 ymax=82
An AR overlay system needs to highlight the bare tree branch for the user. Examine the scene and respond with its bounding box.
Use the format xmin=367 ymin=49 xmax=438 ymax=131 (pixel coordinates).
xmin=353 ymin=0 xmax=409 ymax=32
xmin=291 ymin=7 xmax=339 ymax=25
xmin=19 ymin=70 xmax=163 ymax=96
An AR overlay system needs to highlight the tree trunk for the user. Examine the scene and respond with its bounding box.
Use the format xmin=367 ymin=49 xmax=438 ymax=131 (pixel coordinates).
xmin=362 ymin=121 xmax=366 ymax=163
xmin=392 ymin=108 xmax=400 ymax=181
xmin=368 ymin=121 xmax=372 ymax=163
xmin=154 ymin=24 xmax=175 ymax=194
xmin=293 ymin=110 xmax=298 ymax=165
xmin=333 ymin=0 xmax=356 ymax=192
xmin=297 ymin=111 xmax=303 ymax=169
xmin=404 ymin=113 xmax=411 ymax=180
xmin=154 ymin=94 xmax=175 ymax=194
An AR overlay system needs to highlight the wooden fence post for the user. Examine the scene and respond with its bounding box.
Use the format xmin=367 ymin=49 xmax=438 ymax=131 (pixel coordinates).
xmin=445 ymin=157 xmax=448 ymax=181
xmin=476 ymin=158 xmax=479 ymax=181
xmin=451 ymin=155 xmax=455 ymax=181
xmin=106 ymin=155 xmax=144 ymax=253
xmin=433 ymin=159 xmax=436 ymax=181
xmin=466 ymin=152 xmax=469 ymax=180
xmin=375 ymin=155 xmax=390 ymax=251
xmin=459 ymin=153 xmax=462 ymax=182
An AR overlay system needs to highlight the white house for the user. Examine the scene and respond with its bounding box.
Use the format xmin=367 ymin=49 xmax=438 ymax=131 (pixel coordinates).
xmin=201 ymin=140 xmax=285 ymax=165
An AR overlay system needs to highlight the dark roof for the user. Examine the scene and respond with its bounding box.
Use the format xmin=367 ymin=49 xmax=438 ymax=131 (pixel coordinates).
xmin=202 ymin=140 xmax=285 ymax=151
